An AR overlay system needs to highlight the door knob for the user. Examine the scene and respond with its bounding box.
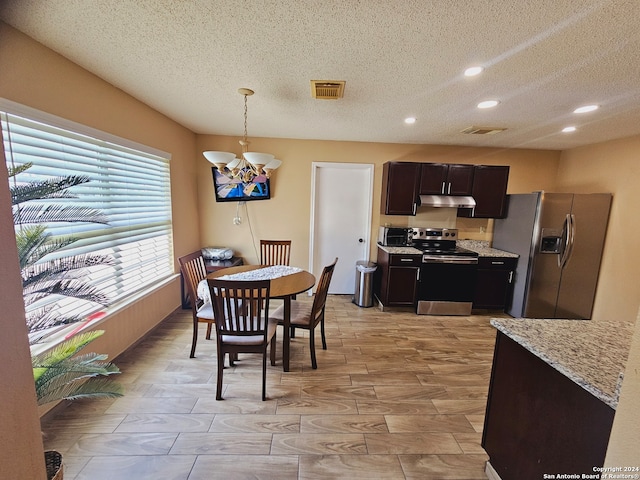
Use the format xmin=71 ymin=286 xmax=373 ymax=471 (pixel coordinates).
xmin=358 ymin=238 xmax=364 ymax=243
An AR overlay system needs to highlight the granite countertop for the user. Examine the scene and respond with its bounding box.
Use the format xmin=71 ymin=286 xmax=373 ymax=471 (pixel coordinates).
xmin=490 ymin=318 xmax=634 ymax=409
xmin=377 ymin=241 xmax=518 ymax=258
xmin=377 ymin=244 xmax=422 ymax=255
xmin=457 ymin=240 xmax=518 ymax=258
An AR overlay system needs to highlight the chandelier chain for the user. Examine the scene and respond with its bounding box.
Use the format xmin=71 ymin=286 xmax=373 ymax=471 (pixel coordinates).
xmin=242 ymin=94 xmax=249 ymax=152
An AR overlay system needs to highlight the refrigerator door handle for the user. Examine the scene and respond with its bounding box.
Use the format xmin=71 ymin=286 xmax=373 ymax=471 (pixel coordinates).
xmin=567 ymin=213 xmax=576 ymax=264
xmin=559 ymin=214 xmax=576 ymax=269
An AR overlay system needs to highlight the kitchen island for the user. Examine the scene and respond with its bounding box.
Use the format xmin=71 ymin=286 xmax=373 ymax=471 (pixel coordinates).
xmin=483 ymin=317 xmax=634 ymax=480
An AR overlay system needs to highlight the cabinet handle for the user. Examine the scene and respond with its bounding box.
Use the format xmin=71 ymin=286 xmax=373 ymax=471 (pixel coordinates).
xmin=441 ymin=182 xmax=446 ymax=194
xmin=400 ymin=258 xmax=413 ymax=262
xmin=416 ymin=268 xmax=420 ymax=281
xmin=491 ymin=261 xmax=505 ymax=265
xmin=447 ymin=182 xmax=451 ymax=195
xmin=508 ymin=271 xmax=514 ymax=283
xmin=412 ymin=202 xmax=416 ymax=215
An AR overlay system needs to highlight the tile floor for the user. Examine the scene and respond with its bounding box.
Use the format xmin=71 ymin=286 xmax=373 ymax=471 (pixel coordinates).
xmin=41 ymin=295 xmax=504 ymax=479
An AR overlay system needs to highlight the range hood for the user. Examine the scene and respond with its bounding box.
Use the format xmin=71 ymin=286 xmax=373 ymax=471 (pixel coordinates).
xmin=418 ymin=194 xmax=476 ymax=209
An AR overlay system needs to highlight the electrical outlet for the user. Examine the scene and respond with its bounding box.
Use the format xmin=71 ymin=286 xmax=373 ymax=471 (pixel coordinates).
xmin=480 ymin=226 xmax=486 ymax=233
xmin=233 ymin=216 xmax=241 ymax=225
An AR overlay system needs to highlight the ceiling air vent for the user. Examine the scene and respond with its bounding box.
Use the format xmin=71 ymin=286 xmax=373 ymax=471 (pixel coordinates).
xmin=461 ymin=126 xmax=507 ymax=135
xmin=311 ymin=80 xmax=345 ymax=100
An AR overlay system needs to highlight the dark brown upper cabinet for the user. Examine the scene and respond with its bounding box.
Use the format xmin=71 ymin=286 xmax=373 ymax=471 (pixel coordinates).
xmin=380 ymin=162 xmax=420 ymax=215
xmin=419 ymin=163 xmax=474 ymax=196
xmin=461 ymin=165 xmax=510 ymax=218
xmin=381 ymin=161 xmax=509 ymax=218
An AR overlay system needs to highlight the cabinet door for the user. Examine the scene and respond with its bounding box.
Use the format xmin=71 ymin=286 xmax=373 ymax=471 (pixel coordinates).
xmin=473 ymin=268 xmax=513 ymax=309
xmin=387 ymin=266 xmax=419 ymax=306
xmin=472 ymin=257 xmax=517 ymax=310
xmin=381 ymin=162 xmax=420 ymax=215
xmin=419 ymin=163 xmax=474 ymax=195
xmin=446 ymin=164 xmax=474 ymax=195
xmin=419 ymin=163 xmax=449 ymax=194
xmin=470 ymin=165 xmax=510 ymax=218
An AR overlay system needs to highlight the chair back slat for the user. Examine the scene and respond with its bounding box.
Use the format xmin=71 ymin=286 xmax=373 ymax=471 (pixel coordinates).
xmin=260 ymin=240 xmax=291 ymax=266
xmin=208 ymin=279 xmax=270 ymax=337
xmin=179 ymin=251 xmax=207 ymax=312
xmin=311 ymin=258 xmax=338 ymax=322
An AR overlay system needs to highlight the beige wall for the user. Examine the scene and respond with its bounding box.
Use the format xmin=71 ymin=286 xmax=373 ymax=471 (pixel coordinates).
xmin=605 ymin=306 xmax=640 ymax=465
xmin=0 ymin=19 xmax=200 ymax=427
xmin=196 ymin=134 xmax=561 ymax=266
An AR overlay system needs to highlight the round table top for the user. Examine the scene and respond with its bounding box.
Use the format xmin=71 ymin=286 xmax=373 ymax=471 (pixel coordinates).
xmin=206 ymin=265 xmax=316 ymax=298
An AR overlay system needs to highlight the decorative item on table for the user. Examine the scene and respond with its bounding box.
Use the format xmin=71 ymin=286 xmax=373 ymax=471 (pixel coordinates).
xmin=201 ymin=247 xmax=234 ymax=260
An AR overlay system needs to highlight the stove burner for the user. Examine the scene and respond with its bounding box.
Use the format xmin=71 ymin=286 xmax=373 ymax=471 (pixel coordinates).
xmin=415 ymin=245 xmax=478 ymax=257
xmin=409 ymin=227 xmax=478 ymax=259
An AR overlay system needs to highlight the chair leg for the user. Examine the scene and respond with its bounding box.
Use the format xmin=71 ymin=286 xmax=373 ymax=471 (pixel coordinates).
xmin=320 ymin=318 xmax=327 ymax=350
xmin=216 ymin=348 xmax=225 ymax=400
xmin=270 ymin=333 xmax=277 ymax=366
xmin=205 ymin=322 xmax=213 ymax=340
xmin=309 ymin=329 xmax=318 ymax=370
xmin=190 ymin=318 xmax=198 ymax=358
xmin=262 ymin=351 xmax=267 ymax=401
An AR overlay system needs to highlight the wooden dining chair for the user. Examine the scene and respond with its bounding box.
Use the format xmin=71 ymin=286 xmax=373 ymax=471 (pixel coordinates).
xmin=208 ymin=278 xmax=278 ymax=401
xmin=270 ymin=257 xmax=338 ymax=369
xmin=178 ymin=251 xmax=216 ymax=358
xmin=260 ymin=240 xmax=291 ymax=266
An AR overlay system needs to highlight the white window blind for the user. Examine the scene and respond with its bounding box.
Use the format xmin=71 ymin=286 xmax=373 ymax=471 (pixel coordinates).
xmin=2 ymin=103 xmax=173 ymax=338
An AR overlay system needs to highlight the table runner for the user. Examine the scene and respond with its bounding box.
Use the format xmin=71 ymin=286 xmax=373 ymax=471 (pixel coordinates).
xmin=197 ymin=265 xmax=302 ymax=302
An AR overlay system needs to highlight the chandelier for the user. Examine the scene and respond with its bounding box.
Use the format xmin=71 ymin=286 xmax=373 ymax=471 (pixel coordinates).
xmin=203 ymin=88 xmax=282 ymax=183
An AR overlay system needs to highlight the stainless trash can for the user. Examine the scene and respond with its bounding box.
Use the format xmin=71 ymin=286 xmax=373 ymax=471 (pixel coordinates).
xmin=353 ymin=261 xmax=377 ymax=307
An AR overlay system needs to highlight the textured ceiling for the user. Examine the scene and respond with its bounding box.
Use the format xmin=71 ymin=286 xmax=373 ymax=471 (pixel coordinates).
xmin=2 ymin=0 xmax=640 ymax=150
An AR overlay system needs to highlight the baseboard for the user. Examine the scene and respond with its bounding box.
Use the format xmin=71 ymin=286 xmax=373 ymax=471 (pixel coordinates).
xmin=485 ymin=461 xmax=502 ymax=480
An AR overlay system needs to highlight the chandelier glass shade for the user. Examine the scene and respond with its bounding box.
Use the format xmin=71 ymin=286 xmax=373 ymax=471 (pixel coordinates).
xmin=203 ymin=88 xmax=282 ymax=182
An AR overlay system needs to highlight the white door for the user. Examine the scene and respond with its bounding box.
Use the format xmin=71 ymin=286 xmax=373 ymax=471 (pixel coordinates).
xmin=310 ymin=162 xmax=374 ymax=294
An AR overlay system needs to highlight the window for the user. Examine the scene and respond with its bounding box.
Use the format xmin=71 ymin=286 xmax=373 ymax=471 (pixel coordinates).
xmin=1 ymin=100 xmax=173 ymax=341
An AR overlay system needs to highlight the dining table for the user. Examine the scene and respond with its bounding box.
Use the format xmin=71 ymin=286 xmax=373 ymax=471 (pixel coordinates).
xmin=203 ymin=264 xmax=316 ymax=372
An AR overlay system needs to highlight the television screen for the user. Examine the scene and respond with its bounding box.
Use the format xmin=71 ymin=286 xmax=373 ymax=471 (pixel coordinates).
xmin=211 ymin=167 xmax=271 ymax=202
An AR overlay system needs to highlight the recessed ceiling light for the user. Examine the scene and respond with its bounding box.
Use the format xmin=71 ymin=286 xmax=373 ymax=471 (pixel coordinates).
xmin=464 ymin=66 xmax=484 ymax=77
xmin=477 ymin=100 xmax=499 ymax=109
xmin=404 ymin=117 xmax=416 ymax=124
xmin=562 ymin=126 xmax=577 ymax=133
xmin=574 ymin=105 xmax=599 ymax=114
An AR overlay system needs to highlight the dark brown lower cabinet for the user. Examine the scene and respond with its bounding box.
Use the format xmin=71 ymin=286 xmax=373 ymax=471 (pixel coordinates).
xmin=375 ymin=248 xmax=420 ymax=307
xmin=472 ymin=257 xmax=517 ymax=310
xmin=482 ymin=332 xmax=615 ymax=479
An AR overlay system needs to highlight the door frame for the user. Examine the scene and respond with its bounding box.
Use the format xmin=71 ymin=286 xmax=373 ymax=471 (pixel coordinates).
xmin=309 ymin=162 xmax=374 ymax=293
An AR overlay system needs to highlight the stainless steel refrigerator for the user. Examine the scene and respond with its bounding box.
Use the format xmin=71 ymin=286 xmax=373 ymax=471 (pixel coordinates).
xmin=492 ymin=192 xmax=611 ymax=319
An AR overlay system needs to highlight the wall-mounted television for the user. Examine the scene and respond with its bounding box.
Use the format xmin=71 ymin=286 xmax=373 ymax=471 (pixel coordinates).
xmin=211 ymin=167 xmax=271 ymax=202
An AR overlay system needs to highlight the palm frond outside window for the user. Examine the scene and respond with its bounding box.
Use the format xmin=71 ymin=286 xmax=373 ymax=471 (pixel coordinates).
xmin=2 ymin=101 xmax=173 ymax=344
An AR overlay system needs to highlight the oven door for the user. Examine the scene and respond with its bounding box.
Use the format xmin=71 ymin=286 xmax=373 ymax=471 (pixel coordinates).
xmin=417 ymin=256 xmax=478 ymax=315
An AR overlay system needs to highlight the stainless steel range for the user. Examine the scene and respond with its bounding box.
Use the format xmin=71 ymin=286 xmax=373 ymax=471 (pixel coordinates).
xmin=408 ymin=227 xmax=478 ymax=315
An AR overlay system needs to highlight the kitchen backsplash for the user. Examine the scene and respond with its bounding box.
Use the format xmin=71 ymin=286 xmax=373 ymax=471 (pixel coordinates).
xmin=455 ymin=217 xmax=493 ymax=242
xmin=379 ymin=208 xmax=494 ymax=242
